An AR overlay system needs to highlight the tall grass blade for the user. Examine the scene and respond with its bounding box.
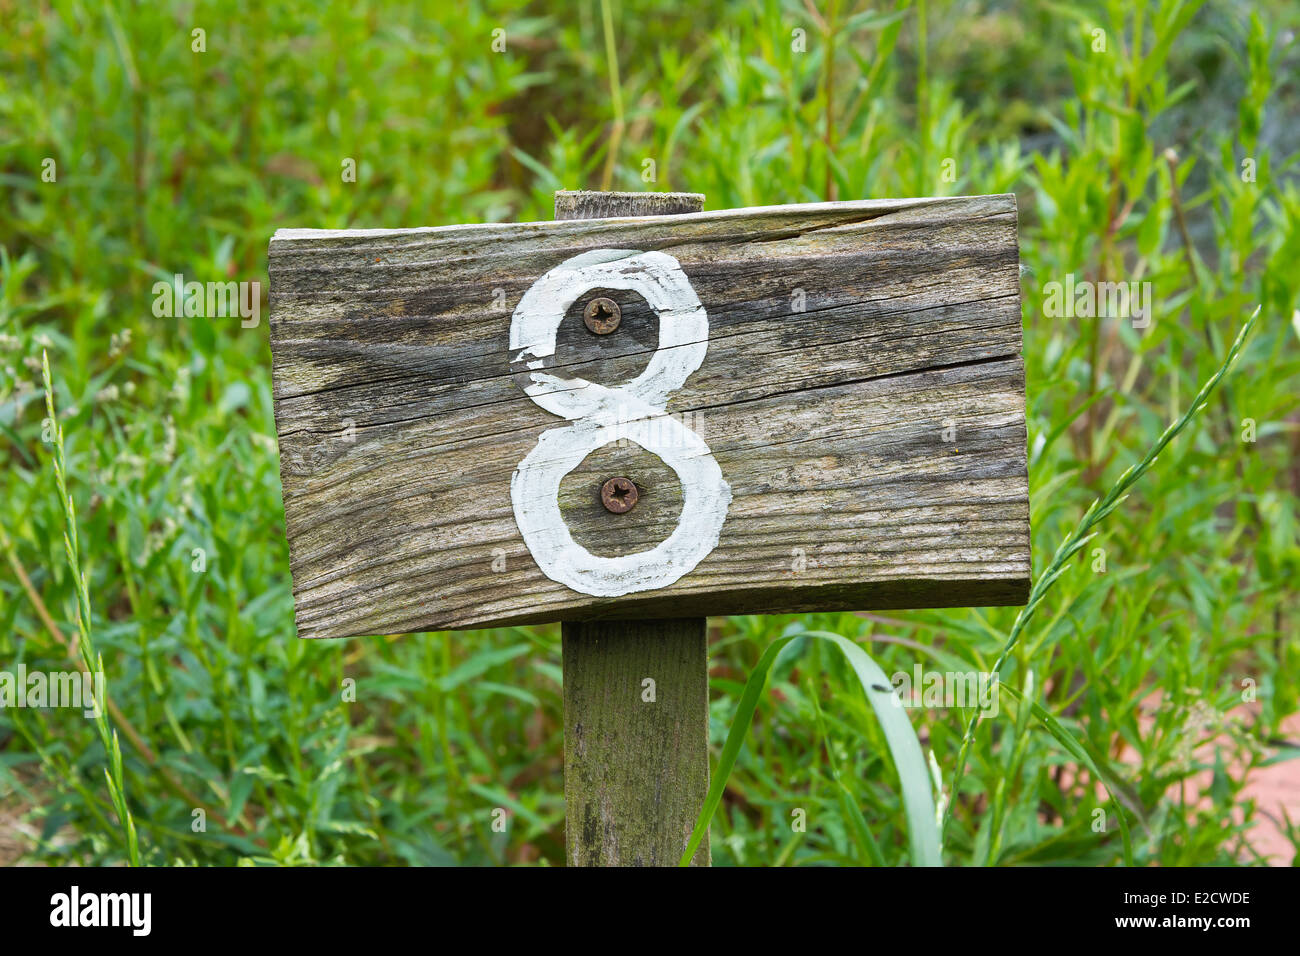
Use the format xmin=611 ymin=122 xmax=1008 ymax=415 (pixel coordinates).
xmin=680 ymin=629 xmax=941 ymax=867
xmin=41 ymin=350 xmax=142 ymax=866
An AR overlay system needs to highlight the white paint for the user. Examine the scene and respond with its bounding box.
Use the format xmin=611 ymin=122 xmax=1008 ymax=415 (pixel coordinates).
xmin=509 ymin=250 xmax=730 ymax=596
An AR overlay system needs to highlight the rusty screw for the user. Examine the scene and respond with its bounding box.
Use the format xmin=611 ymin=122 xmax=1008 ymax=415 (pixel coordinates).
xmin=600 ymin=476 xmax=639 ymax=514
xmin=583 ymin=296 xmax=622 ymax=335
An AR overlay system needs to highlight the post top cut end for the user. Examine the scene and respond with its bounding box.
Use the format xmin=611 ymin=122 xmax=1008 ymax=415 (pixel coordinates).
xmin=554 ymin=190 xmax=706 ymax=220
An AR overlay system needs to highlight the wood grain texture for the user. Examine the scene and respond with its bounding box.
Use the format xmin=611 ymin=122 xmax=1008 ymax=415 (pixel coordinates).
xmin=555 ymin=189 xmax=705 ymax=220
xmin=562 ymin=617 xmax=710 ymax=867
xmin=268 ymin=194 xmax=1030 ymax=639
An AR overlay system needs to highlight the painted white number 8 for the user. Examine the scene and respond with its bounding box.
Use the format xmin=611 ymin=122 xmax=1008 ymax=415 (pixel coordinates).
xmin=510 ymin=249 xmax=731 ymax=597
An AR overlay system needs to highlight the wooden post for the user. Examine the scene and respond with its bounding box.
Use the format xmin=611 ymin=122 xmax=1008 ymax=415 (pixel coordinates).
xmin=555 ymin=190 xmax=710 ymax=867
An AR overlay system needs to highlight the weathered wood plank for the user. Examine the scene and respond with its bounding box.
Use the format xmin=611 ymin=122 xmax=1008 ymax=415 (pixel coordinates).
xmin=268 ymin=195 xmax=1029 ymax=639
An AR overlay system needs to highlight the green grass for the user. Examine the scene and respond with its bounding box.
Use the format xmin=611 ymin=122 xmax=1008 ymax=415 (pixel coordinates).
xmin=1 ymin=0 xmax=1298 ymax=866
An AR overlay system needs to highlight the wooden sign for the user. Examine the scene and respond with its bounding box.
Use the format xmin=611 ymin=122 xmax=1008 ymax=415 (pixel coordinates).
xmin=268 ymin=195 xmax=1029 ymax=641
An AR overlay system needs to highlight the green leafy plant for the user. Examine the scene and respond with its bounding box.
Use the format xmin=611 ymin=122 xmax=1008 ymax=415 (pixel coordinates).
xmin=947 ymin=307 xmax=1259 ymax=864
xmin=0 ymin=0 xmax=1295 ymax=867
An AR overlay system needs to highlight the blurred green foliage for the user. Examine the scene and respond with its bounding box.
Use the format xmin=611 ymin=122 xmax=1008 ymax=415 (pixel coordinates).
xmin=1 ymin=0 xmax=1298 ymax=865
